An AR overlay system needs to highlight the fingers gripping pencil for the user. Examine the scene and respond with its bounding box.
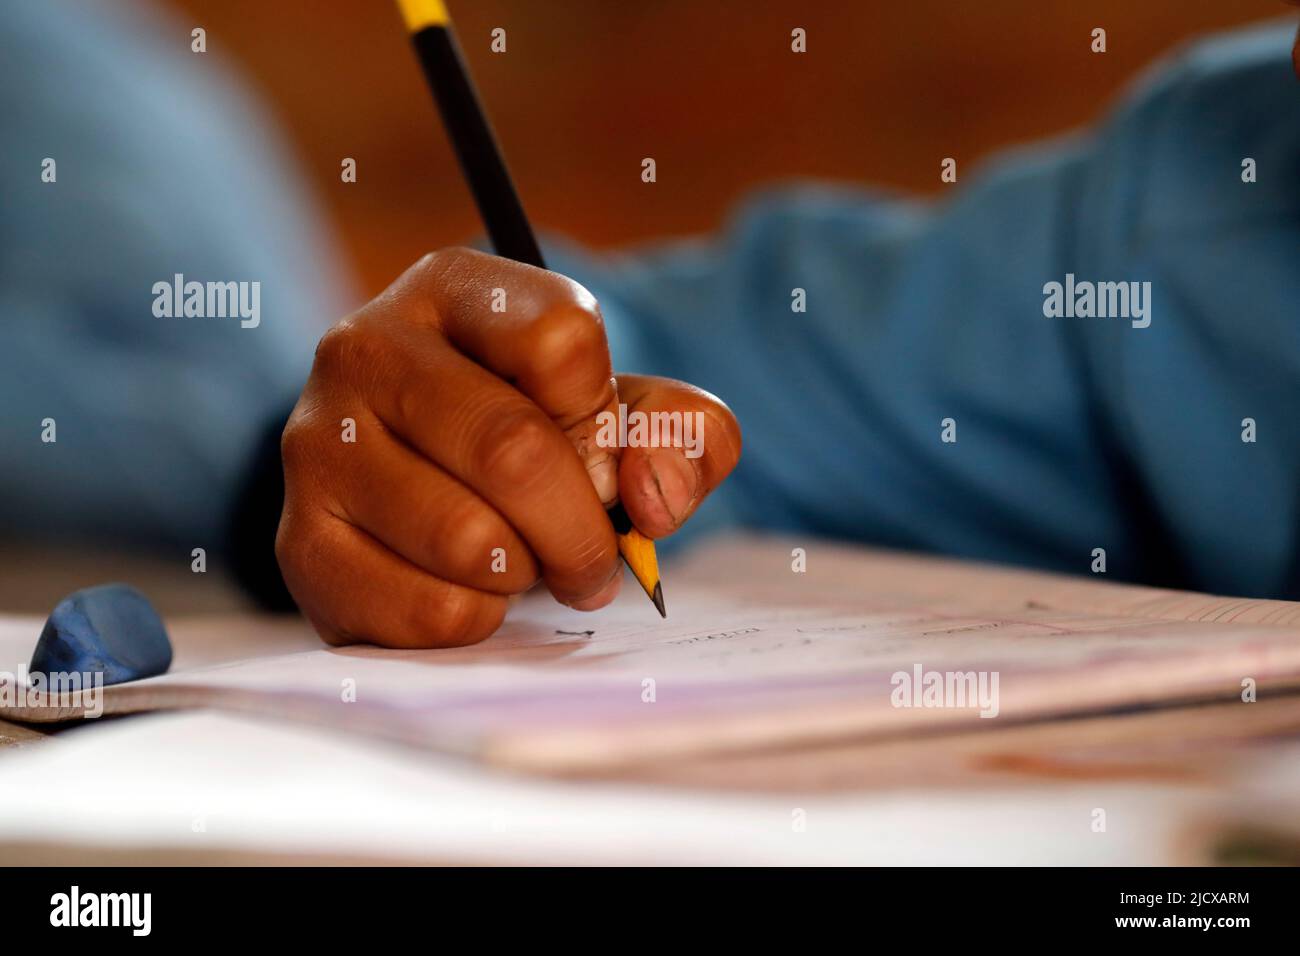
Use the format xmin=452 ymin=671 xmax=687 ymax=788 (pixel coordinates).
xmin=394 ymin=0 xmax=666 ymax=616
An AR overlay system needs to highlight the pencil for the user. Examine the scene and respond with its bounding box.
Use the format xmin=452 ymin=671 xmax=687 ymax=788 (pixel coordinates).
xmin=395 ymin=0 xmax=666 ymax=617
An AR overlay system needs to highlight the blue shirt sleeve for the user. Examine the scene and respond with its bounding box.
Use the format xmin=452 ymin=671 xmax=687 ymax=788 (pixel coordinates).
xmin=0 ymin=0 xmax=354 ymax=554
xmin=547 ymin=21 xmax=1300 ymax=599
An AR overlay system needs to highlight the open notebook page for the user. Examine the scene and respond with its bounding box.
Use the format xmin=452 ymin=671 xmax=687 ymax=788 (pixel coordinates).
xmin=2 ymin=534 xmax=1298 ymax=772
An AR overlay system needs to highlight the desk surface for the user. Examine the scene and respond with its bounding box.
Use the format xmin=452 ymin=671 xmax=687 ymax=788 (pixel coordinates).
xmin=3 ymin=539 xmax=1299 ymax=865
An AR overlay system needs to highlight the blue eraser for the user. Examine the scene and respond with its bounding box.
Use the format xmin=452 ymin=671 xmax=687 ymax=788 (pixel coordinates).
xmin=30 ymin=584 xmax=172 ymax=686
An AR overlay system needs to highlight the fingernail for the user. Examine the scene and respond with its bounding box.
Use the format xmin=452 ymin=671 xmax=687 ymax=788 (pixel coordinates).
xmin=646 ymin=449 xmax=698 ymax=528
xmin=586 ymin=453 xmax=618 ymax=506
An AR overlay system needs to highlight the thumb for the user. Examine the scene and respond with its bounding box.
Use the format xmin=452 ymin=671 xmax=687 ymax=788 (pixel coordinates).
xmin=611 ymin=374 xmax=742 ymax=539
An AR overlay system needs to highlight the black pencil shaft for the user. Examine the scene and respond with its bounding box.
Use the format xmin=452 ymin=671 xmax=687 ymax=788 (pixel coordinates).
xmin=411 ymin=25 xmax=545 ymax=269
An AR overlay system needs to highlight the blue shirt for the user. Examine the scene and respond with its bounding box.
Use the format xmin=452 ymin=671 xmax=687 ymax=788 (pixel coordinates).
xmin=552 ymin=20 xmax=1300 ymax=599
xmin=0 ymin=0 xmax=351 ymax=553
xmin=4 ymin=5 xmax=1297 ymax=599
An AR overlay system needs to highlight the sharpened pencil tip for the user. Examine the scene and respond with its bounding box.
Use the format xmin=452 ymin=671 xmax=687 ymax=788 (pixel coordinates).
xmin=611 ymin=515 xmax=664 ymax=618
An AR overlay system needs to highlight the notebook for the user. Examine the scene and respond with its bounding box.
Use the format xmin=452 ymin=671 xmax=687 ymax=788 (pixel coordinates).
xmin=3 ymin=534 xmax=1299 ymax=773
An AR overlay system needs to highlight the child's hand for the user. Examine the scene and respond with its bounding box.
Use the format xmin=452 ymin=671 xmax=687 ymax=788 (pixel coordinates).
xmin=276 ymin=248 xmax=741 ymax=647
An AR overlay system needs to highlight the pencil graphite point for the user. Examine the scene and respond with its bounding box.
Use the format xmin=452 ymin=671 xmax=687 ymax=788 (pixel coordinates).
xmin=609 ymin=504 xmax=664 ymax=616
xmin=652 ymin=582 xmax=666 ymax=619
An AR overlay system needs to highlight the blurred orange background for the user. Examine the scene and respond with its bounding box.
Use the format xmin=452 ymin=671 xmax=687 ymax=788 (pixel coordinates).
xmin=162 ymin=0 xmax=1288 ymax=298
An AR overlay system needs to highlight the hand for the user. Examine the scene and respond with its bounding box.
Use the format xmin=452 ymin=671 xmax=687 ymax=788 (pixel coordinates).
xmin=276 ymin=248 xmax=741 ymax=648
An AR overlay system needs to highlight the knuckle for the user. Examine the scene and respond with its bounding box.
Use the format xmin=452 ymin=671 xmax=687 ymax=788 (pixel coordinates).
xmin=312 ymin=323 xmax=348 ymax=374
xmin=279 ymin=417 xmax=311 ymax=473
xmin=279 ymin=409 xmax=338 ymax=492
xmin=436 ymin=597 xmax=482 ymax=646
xmin=449 ymin=505 xmax=508 ymax=576
xmin=392 ymin=379 xmax=437 ymax=434
xmin=312 ymin=320 xmax=371 ymax=379
xmin=415 ymin=586 xmax=488 ymax=647
xmin=416 ymin=245 xmax=472 ymax=282
xmin=273 ymin=514 xmax=314 ymax=608
xmin=272 ymin=517 xmax=296 ymax=576
xmin=473 ymin=408 xmax=556 ymax=490
xmin=527 ymin=302 xmax=606 ymax=378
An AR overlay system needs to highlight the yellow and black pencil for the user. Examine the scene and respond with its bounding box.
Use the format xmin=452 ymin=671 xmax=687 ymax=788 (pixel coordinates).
xmin=395 ymin=0 xmax=666 ymax=617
